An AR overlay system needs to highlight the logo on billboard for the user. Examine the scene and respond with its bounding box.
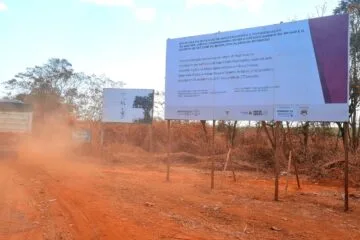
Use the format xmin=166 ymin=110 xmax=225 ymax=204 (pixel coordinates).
xmin=177 ymin=109 xmax=200 ymax=117
xmin=240 ymin=110 xmax=268 ymax=116
xmin=276 ymin=107 xmax=294 ymax=118
xmin=240 ymin=111 xmax=251 ymax=115
xmin=252 ymin=110 xmax=268 ymax=116
xmin=300 ymin=109 xmax=308 ymax=116
xmin=298 ymin=106 xmax=309 ymax=117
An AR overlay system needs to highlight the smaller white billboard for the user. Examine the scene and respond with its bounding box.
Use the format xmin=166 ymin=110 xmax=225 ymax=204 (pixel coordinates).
xmin=0 ymin=112 xmax=33 ymax=133
xmin=72 ymin=129 xmax=91 ymax=143
xmin=102 ymin=88 xmax=154 ymax=123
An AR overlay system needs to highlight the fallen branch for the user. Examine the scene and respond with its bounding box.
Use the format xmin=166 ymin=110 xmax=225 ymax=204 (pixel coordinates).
xmin=223 ymin=148 xmax=232 ymax=171
xmin=322 ymin=159 xmax=359 ymax=169
xmin=285 ymin=151 xmax=292 ymax=193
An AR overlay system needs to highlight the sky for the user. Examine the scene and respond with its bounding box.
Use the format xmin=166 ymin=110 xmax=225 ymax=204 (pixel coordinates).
xmin=0 ymin=0 xmax=340 ymax=96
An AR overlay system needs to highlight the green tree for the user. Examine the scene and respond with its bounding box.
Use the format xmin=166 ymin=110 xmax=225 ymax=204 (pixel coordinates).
xmin=2 ymin=58 xmax=124 ymax=122
xmin=3 ymin=58 xmax=76 ymax=120
xmin=132 ymin=92 xmax=154 ymax=123
xmin=334 ymin=1 xmax=360 ymax=151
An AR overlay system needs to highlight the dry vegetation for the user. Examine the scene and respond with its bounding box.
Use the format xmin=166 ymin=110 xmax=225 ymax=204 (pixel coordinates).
xmin=96 ymin=120 xmax=359 ymax=185
xmin=1 ymin=118 xmax=360 ymax=240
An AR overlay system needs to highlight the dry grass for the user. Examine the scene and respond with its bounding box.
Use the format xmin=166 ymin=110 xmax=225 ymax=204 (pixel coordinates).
xmin=34 ymin=119 xmax=357 ymax=184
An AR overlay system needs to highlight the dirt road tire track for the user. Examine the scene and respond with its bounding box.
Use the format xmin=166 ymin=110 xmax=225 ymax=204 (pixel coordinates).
xmin=4 ymin=159 xmax=154 ymax=240
xmin=1 ymin=155 xmax=360 ymax=240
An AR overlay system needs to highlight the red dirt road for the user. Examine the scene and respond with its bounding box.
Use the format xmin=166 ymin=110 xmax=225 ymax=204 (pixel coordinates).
xmin=1 ymin=153 xmax=360 ymax=240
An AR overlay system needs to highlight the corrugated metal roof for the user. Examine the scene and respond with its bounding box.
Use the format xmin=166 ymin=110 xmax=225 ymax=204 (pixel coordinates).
xmin=0 ymin=99 xmax=32 ymax=112
xmin=0 ymin=99 xmax=24 ymax=104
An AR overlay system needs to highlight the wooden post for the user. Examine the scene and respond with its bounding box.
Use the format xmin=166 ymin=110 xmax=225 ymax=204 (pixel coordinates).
xmin=148 ymin=123 xmax=153 ymax=152
xmin=223 ymin=148 xmax=232 ymax=171
xmin=149 ymin=90 xmax=155 ymax=153
xmin=100 ymin=126 xmax=105 ymax=157
xmin=166 ymin=120 xmax=171 ymax=182
xmin=344 ymin=122 xmax=349 ymax=212
xmin=200 ymin=120 xmax=209 ymax=142
xmin=285 ymin=121 xmax=301 ymax=189
xmin=224 ymin=121 xmax=237 ymax=171
xmin=262 ymin=121 xmax=275 ymax=149
xmin=285 ymin=151 xmax=292 ymax=193
xmin=293 ymin=157 xmax=301 ymax=189
xmin=100 ymin=128 xmax=104 ymax=146
xmin=274 ymin=121 xmax=281 ymax=201
xmin=211 ymin=120 xmax=215 ymax=189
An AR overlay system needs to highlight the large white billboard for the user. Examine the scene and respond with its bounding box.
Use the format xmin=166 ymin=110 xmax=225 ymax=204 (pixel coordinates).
xmin=165 ymin=15 xmax=349 ymax=122
xmin=102 ymin=88 xmax=154 ymax=123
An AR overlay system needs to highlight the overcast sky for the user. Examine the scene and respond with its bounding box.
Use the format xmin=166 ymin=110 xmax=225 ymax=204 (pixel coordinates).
xmin=0 ymin=0 xmax=340 ymax=96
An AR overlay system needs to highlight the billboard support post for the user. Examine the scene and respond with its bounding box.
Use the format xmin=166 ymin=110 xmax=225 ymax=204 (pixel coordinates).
xmin=149 ymin=91 xmax=155 ymax=153
xmin=285 ymin=150 xmax=292 ymax=193
xmin=148 ymin=123 xmax=153 ymax=152
xmin=211 ymin=120 xmax=216 ymax=189
xmin=166 ymin=120 xmax=171 ymax=182
xmin=293 ymin=154 xmax=301 ymax=189
xmin=100 ymin=125 xmax=106 ymax=161
xmin=100 ymin=127 xmax=104 ymax=146
xmin=274 ymin=121 xmax=281 ymax=201
xmin=344 ymin=121 xmax=349 ymax=211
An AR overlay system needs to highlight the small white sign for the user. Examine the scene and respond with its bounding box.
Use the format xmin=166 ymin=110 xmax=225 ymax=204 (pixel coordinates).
xmin=72 ymin=129 xmax=91 ymax=143
xmin=102 ymin=88 xmax=155 ymax=123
